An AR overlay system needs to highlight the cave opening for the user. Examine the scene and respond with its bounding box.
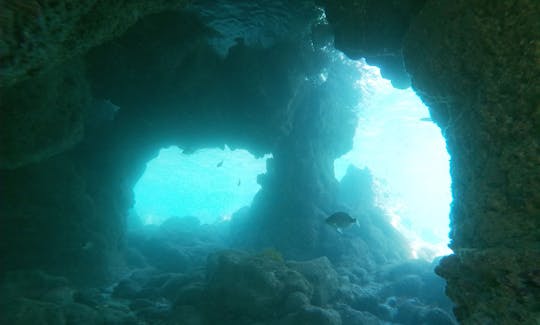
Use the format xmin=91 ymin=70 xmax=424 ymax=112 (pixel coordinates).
xmin=334 ymin=60 xmax=452 ymax=261
xmin=2 ymin=0 xmax=535 ymax=323
xmin=132 ymin=145 xmax=271 ymax=226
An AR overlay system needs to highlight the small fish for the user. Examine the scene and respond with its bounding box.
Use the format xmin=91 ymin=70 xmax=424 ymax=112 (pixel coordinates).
xmin=216 ymin=160 xmax=224 ymax=167
xmin=419 ymin=117 xmax=433 ymax=122
xmin=325 ymin=212 xmax=357 ymax=233
xmin=237 ymin=179 xmax=241 ymax=186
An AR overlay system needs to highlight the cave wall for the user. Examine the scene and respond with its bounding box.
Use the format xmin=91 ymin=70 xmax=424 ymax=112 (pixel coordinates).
xmin=1 ymin=0 xmax=538 ymax=322
xmin=404 ymin=1 xmax=540 ymax=323
xmin=1 ymin=6 xmax=367 ymax=282
xmin=0 ymin=0 xmax=189 ymax=88
xmin=320 ymin=0 xmax=540 ymax=323
xmin=0 ymin=0 xmax=190 ymax=168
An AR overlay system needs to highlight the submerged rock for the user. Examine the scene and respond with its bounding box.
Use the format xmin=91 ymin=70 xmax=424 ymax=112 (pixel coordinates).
xmin=335 ymin=303 xmax=382 ymax=325
xmin=279 ymin=305 xmax=342 ymax=325
xmin=0 ymin=298 xmax=65 ymax=324
xmin=205 ymin=250 xmax=313 ymax=321
xmin=284 ymin=291 xmax=310 ymax=313
xmin=1 ymin=269 xmax=70 ymax=303
xmin=287 ymin=257 xmax=340 ymax=306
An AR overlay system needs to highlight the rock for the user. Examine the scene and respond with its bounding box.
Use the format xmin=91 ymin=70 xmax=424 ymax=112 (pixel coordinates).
xmin=113 ymin=279 xmax=142 ymax=299
xmin=160 ymin=216 xmax=200 ymax=233
xmin=423 ymin=307 xmax=456 ymax=325
xmin=375 ymin=303 xmax=394 ymax=321
xmin=335 ymin=303 xmax=382 ymax=325
xmin=1 ymin=270 xmax=69 ymax=300
xmin=41 ymin=286 xmax=74 ymax=305
xmin=394 ymin=298 xmax=457 ymax=325
xmin=169 ymin=305 xmax=203 ymax=325
xmin=73 ymin=288 xmax=107 ymax=308
xmin=138 ymin=239 xmax=189 ymax=272
xmin=174 ymin=282 xmax=205 ymax=306
xmin=0 ymin=298 xmax=65 ymax=324
xmin=62 ymin=302 xmax=100 ymax=324
xmin=159 ymin=273 xmax=190 ymax=300
xmin=129 ymin=298 xmax=155 ymax=311
xmin=281 ymin=305 xmax=342 ymax=325
xmin=320 ymin=0 xmax=424 ymax=88
xmin=206 ymin=250 xmax=312 ymax=320
xmin=350 ymin=289 xmax=379 ymax=316
xmin=0 ymin=60 xmax=89 ymax=169
xmin=135 ymin=299 xmax=171 ymax=322
xmin=382 ymin=274 xmax=424 ymax=298
xmin=395 ymin=298 xmax=426 ymax=324
xmin=124 ymin=247 xmax=147 ymax=268
xmin=99 ymin=305 xmax=138 ymax=325
xmin=287 ymin=257 xmax=340 ymax=306
xmin=380 ymin=260 xmax=431 ymax=281
xmin=336 ymin=266 xmax=370 ymax=285
xmin=284 ymin=291 xmax=310 ymax=313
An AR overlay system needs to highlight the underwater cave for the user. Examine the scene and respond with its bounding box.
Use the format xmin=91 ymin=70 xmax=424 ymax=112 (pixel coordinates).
xmin=133 ymin=146 xmax=271 ymax=226
xmin=0 ymin=1 xmax=538 ymax=324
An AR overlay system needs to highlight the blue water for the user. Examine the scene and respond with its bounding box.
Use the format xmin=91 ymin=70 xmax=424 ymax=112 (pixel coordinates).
xmin=134 ymin=146 xmax=271 ymax=225
xmin=335 ymin=61 xmax=452 ymax=257
xmin=134 ymin=61 xmax=451 ymax=258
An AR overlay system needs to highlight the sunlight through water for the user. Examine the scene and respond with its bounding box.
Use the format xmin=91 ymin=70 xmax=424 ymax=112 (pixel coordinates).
xmin=134 ymin=146 xmax=271 ymax=225
xmin=334 ymin=61 xmax=452 ymax=260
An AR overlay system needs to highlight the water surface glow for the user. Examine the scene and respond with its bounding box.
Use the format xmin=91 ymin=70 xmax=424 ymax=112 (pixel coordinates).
xmin=134 ymin=146 xmax=270 ymax=225
xmin=335 ymin=62 xmax=452 ymax=259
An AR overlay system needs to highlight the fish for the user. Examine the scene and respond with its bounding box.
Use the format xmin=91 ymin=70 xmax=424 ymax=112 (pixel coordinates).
xmin=216 ymin=160 xmax=224 ymax=167
xmin=237 ymin=179 xmax=241 ymax=186
xmin=419 ymin=117 xmax=433 ymax=122
xmin=325 ymin=212 xmax=357 ymax=234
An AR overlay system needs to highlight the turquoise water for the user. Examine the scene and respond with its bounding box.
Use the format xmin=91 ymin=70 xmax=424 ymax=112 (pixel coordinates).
xmin=134 ymin=61 xmax=451 ymax=258
xmin=335 ymin=62 xmax=452 ymax=257
xmin=134 ymin=146 xmax=271 ymax=225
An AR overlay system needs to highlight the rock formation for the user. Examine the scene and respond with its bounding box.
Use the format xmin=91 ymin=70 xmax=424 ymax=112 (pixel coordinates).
xmin=0 ymin=0 xmax=538 ymax=323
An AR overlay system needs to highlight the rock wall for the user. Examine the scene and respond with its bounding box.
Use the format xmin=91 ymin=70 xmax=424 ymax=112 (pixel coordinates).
xmin=1 ymin=0 xmax=538 ymax=322
xmin=0 ymin=0 xmax=189 ymax=88
xmin=321 ymin=0 xmax=426 ymax=89
xmin=403 ymin=1 xmax=540 ymax=323
xmin=319 ymin=0 xmax=540 ymax=322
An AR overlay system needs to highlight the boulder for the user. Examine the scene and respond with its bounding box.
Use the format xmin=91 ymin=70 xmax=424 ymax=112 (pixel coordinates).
xmin=287 ymin=257 xmax=340 ymax=306
xmin=206 ymin=250 xmax=312 ymax=320
xmin=280 ymin=305 xmax=342 ymax=325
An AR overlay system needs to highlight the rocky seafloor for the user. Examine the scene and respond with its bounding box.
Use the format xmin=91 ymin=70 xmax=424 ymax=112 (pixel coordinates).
xmin=1 ymin=215 xmax=456 ymax=325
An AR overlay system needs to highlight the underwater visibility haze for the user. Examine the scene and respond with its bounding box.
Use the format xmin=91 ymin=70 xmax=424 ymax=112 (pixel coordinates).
xmin=3 ymin=0 xmax=537 ymax=324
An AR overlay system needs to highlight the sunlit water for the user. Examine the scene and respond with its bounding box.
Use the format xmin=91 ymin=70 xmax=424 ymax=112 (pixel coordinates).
xmin=134 ymin=60 xmax=452 ymax=260
xmin=134 ymin=146 xmax=271 ymax=225
xmin=335 ymin=61 xmax=452 ymax=259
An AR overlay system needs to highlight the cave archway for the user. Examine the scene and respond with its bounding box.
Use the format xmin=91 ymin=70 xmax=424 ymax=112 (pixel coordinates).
xmin=133 ymin=145 xmax=271 ymax=225
xmin=334 ymin=60 xmax=452 ymax=260
xmin=0 ymin=1 xmax=538 ymax=323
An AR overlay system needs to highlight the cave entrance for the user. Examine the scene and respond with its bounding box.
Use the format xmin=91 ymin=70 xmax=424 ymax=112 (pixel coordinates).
xmin=133 ymin=145 xmax=271 ymax=225
xmin=335 ymin=61 xmax=452 ymax=260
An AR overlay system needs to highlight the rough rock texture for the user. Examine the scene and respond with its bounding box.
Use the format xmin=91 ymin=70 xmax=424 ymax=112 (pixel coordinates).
xmin=205 ymin=250 xmax=313 ymax=322
xmin=287 ymin=257 xmax=340 ymax=306
xmin=0 ymin=58 xmax=90 ymax=169
xmin=402 ymin=1 xmax=540 ymax=323
xmin=320 ymin=0 xmax=426 ymax=88
xmin=1 ymin=0 xmax=539 ymax=323
xmin=0 ymin=152 xmax=129 ymax=283
xmin=321 ymin=0 xmax=539 ymax=322
xmin=235 ymin=52 xmax=362 ymax=259
xmin=0 ymin=0 xmax=189 ymax=87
